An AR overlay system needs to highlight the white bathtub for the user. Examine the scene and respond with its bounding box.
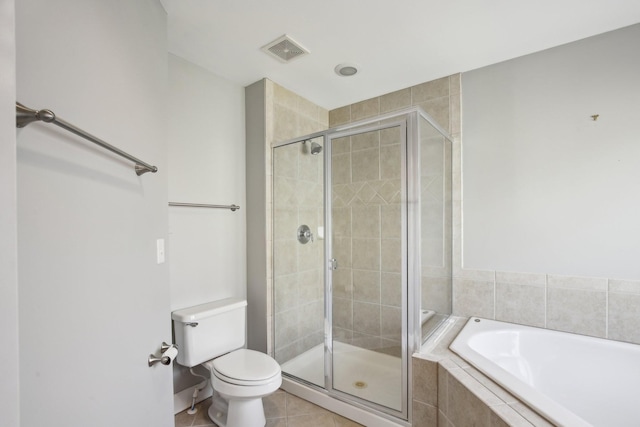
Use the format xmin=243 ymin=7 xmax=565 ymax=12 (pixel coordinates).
xmin=450 ymin=317 xmax=640 ymax=427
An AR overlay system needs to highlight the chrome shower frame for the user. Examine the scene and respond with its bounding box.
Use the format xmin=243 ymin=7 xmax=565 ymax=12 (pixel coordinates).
xmin=271 ymin=106 xmax=453 ymax=426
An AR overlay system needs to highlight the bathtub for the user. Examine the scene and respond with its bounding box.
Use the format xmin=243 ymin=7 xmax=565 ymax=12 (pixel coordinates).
xmin=450 ymin=317 xmax=640 ymax=427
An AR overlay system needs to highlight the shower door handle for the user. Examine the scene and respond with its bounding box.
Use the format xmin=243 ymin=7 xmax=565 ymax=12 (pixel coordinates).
xmin=329 ymin=258 xmax=338 ymax=270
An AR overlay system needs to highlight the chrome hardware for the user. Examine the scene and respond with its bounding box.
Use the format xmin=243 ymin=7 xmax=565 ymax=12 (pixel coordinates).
xmin=161 ymin=342 xmax=178 ymax=352
xmin=297 ymin=224 xmax=314 ymax=244
xmin=169 ymin=202 xmax=240 ymax=212
xmin=185 ymin=322 xmax=198 ymax=327
xmin=148 ymin=342 xmax=178 ymax=367
xmin=329 ymin=258 xmax=338 ymax=270
xmin=16 ymin=102 xmax=158 ymax=176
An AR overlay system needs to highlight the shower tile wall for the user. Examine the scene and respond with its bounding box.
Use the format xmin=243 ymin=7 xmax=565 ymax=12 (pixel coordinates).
xmin=265 ymin=80 xmax=329 ymax=362
xmin=331 ymin=129 xmax=404 ymax=352
xmin=329 ymin=75 xmax=460 ymax=349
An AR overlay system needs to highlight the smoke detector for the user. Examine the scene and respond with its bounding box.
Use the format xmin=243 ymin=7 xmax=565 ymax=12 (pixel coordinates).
xmin=261 ymin=34 xmax=309 ymax=63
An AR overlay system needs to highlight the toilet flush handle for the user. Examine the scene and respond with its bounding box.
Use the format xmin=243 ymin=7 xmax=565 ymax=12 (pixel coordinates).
xmin=185 ymin=322 xmax=198 ymax=327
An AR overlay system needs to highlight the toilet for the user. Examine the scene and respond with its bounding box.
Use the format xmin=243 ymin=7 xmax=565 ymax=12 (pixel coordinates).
xmin=172 ymin=298 xmax=282 ymax=427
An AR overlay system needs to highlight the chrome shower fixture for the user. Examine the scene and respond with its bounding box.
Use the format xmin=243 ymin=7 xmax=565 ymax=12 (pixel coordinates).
xmin=304 ymin=139 xmax=322 ymax=155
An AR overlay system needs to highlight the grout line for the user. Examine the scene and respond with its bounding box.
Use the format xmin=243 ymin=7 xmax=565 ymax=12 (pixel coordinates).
xmin=544 ymin=274 xmax=548 ymax=328
xmin=493 ymin=270 xmax=497 ymax=320
xmin=605 ymin=278 xmax=610 ymax=338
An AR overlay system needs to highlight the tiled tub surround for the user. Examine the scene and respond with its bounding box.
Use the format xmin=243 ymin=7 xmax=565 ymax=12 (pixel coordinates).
xmin=450 ymin=317 xmax=640 ymax=427
xmin=453 ymin=271 xmax=640 ymax=345
xmin=414 ymin=318 xmax=557 ymax=427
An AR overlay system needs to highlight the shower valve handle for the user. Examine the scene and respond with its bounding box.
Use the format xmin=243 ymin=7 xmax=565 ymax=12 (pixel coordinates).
xmin=297 ymin=225 xmax=314 ymax=244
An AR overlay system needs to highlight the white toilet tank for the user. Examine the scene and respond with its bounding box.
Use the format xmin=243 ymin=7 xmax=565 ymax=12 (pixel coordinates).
xmin=171 ymin=297 xmax=247 ymax=367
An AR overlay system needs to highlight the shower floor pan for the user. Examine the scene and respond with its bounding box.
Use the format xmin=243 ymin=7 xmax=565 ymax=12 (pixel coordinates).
xmin=281 ymin=341 xmax=402 ymax=411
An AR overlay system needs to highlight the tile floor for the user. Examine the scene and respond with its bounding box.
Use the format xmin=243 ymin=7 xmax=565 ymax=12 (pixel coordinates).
xmin=174 ymin=389 xmax=364 ymax=427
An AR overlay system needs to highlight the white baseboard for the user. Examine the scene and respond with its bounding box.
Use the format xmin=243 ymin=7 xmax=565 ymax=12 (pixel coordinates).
xmin=173 ymin=383 xmax=213 ymax=415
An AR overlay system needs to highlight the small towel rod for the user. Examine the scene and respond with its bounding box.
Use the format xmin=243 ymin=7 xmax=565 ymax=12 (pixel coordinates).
xmin=169 ymin=202 xmax=240 ymax=212
xmin=16 ymin=102 xmax=158 ymax=176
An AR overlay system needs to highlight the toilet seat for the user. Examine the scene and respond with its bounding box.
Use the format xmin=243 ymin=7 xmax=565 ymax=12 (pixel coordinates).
xmin=204 ymin=349 xmax=281 ymax=386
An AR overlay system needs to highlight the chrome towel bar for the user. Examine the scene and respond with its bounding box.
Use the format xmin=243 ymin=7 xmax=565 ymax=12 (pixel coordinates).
xmin=169 ymin=202 xmax=240 ymax=212
xmin=16 ymin=102 xmax=158 ymax=176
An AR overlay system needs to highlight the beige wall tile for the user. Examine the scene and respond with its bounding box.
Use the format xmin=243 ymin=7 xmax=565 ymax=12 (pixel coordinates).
xmin=332 ymin=297 xmax=353 ymax=330
xmin=331 ymin=153 xmax=352 ymax=185
xmin=489 ymin=405 xmax=534 ymax=427
xmin=332 ymin=207 xmax=352 ymax=238
xmin=380 ymin=126 xmax=403 ymax=146
xmin=353 ymin=270 xmax=380 ymax=303
xmin=353 ymin=301 xmax=381 ymax=335
xmin=352 ymin=238 xmax=380 ymax=270
xmin=449 ymin=93 xmax=461 ymax=135
xmin=275 ymin=274 xmax=298 ymax=314
xmin=447 ymin=368 xmax=492 ymax=427
xmin=273 ymin=83 xmax=297 ymax=109
xmin=299 ymin=300 xmax=323 ymax=336
xmin=415 ymin=97 xmax=450 ymax=132
xmin=329 ymin=105 xmax=351 ymax=127
xmin=381 ymin=238 xmax=402 ymax=273
xmin=380 ymin=88 xmax=411 ymax=113
xmin=381 ymin=204 xmax=401 ymax=239
xmin=351 ymin=98 xmax=380 ymax=121
xmin=495 ymin=271 xmax=546 ymax=287
xmin=547 ymin=274 xmax=607 ymax=291
xmin=411 ymin=77 xmax=450 ymax=103
xmin=449 ymin=74 xmax=461 ymax=96
xmin=495 ymin=283 xmax=545 ymax=327
xmin=412 ymin=356 xmax=438 ymax=406
xmin=381 ymin=305 xmax=402 ymax=340
xmin=412 ymin=401 xmax=438 ymax=427
xmin=333 ymin=237 xmax=352 ymax=268
xmin=547 ymin=287 xmax=606 ymax=337
xmin=332 ymin=268 xmax=353 ymax=299
xmin=609 ymin=278 xmax=640 ymax=294
xmin=352 ymin=205 xmax=380 ymax=238
xmin=332 ymin=136 xmax=351 ymax=154
xmin=351 ymin=148 xmax=380 ymax=182
xmin=453 ymin=278 xmax=495 ymax=318
xmin=275 ymin=309 xmax=299 ymax=349
xmin=609 ymin=291 xmax=640 ymax=343
xmin=422 ymin=276 xmax=452 ymax=313
xmin=274 ymin=240 xmax=297 ymax=276
xmin=351 ymin=131 xmax=379 ymax=151
xmin=381 ymin=272 xmax=402 ymax=307
xmin=380 ymin=144 xmax=401 ymax=180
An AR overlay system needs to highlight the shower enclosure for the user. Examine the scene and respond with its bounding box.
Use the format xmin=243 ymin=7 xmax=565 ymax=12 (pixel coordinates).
xmin=272 ymin=107 xmax=452 ymax=423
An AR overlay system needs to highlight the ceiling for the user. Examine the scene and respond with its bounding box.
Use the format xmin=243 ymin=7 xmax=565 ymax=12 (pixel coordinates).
xmin=160 ymin=0 xmax=640 ymax=110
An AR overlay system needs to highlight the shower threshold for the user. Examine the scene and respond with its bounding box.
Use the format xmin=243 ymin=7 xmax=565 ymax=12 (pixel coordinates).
xmin=281 ymin=341 xmax=402 ymax=411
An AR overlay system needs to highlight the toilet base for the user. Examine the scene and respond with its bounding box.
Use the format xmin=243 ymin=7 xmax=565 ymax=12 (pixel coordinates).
xmin=208 ymin=392 xmax=266 ymax=427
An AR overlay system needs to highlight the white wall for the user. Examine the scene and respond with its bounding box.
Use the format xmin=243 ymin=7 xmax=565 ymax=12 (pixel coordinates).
xmin=0 ymin=0 xmax=19 ymax=426
xmin=167 ymin=54 xmax=246 ymax=390
xmin=462 ymin=24 xmax=640 ymax=280
xmin=16 ymin=1 xmax=172 ymax=425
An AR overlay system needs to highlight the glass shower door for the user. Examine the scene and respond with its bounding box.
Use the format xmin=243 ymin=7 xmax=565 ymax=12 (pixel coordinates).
xmin=328 ymin=121 xmax=407 ymax=415
xmin=273 ymin=136 xmax=325 ymax=388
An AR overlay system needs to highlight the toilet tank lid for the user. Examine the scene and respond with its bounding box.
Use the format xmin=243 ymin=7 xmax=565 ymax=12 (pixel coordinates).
xmin=171 ymin=298 xmax=247 ymax=322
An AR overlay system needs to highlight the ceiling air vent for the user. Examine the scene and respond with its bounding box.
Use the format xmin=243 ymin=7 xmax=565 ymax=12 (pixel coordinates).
xmin=261 ymin=34 xmax=309 ymax=63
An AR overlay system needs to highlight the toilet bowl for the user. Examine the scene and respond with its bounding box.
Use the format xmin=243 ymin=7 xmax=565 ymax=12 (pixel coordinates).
xmin=171 ymin=298 xmax=282 ymax=427
xmin=203 ymin=349 xmax=282 ymax=427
